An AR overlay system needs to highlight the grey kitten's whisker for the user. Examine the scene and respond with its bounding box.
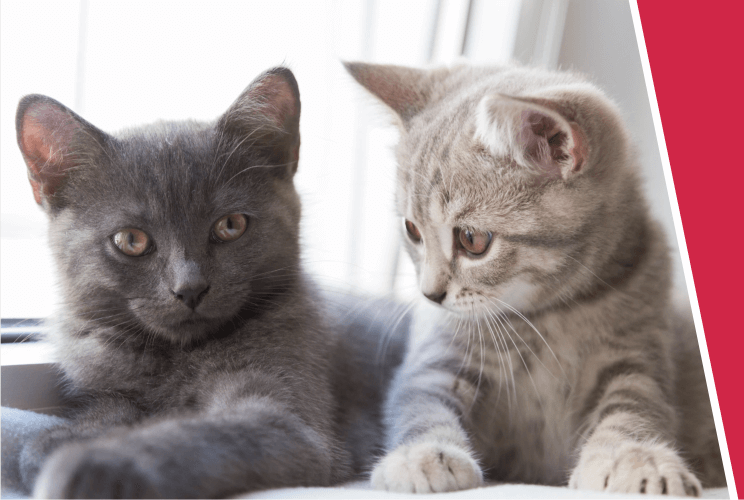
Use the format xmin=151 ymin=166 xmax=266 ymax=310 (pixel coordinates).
xmin=246 ymin=265 xmax=302 ymax=279
xmin=245 ymin=276 xmax=302 ymax=285
xmin=81 ymin=312 xmax=136 ymax=328
xmin=122 ymin=326 xmax=148 ymax=350
xmin=99 ymin=321 xmax=143 ymax=350
xmin=244 ymin=297 xmax=285 ymax=308
xmin=223 ymin=161 xmax=296 ymax=188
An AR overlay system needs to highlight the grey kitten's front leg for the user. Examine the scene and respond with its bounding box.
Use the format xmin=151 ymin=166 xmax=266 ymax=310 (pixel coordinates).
xmin=372 ymin=350 xmax=483 ymax=493
xmin=20 ymin=394 xmax=142 ymax=492
xmin=34 ymin=397 xmax=344 ymax=499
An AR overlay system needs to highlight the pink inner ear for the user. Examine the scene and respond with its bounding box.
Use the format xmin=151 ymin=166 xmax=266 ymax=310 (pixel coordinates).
xmin=569 ymin=122 xmax=587 ymax=172
xmin=20 ymin=106 xmax=77 ymax=205
xmin=248 ymin=75 xmax=299 ymax=129
xmin=518 ymin=111 xmax=563 ymax=179
xmin=518 ymin=109 xmax=587 ymax=180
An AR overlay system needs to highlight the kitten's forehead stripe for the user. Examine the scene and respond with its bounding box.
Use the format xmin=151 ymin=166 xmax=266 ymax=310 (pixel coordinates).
xmin=427 ymin=168 xmax=444 ymax=206
xmin=408 ymin=109 xmax=470 ymax=224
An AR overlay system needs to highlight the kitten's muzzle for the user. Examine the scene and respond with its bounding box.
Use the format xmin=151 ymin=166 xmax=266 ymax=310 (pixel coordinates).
xmin=172 ymin=284 xmax=210 ymax=310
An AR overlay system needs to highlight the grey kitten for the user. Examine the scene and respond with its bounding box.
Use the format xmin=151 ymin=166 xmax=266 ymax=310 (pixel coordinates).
xmin=15 ymin=67 xmax=354 ymax=498
xmin=346 ymin=62 xmax=726 ymax=496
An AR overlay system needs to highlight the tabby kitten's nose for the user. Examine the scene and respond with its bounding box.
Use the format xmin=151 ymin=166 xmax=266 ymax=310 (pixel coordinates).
xmin=424 ymin=291 xmax=447 ymax=304
xmin=172 ymin=284 xmax=210 ymax=310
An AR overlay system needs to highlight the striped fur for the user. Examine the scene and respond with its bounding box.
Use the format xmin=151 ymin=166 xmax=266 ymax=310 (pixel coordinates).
xmin=346 ymin=62 xmax=725 ymax=495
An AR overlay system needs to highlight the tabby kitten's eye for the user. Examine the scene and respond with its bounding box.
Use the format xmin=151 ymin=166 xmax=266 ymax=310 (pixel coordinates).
xmin=458 ymin=228 xmax=492 ymax=256
xmin=404 ymin=219 xmax=422 ymax=243
xmin=212 ymin=214 xmax=248 ymax=242
xmin=112 ymin=228 xmax=152 ymax=257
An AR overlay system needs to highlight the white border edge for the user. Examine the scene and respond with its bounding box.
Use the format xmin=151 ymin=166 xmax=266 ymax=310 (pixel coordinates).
xmin=628 ymin=1 xmax=737 ymax=497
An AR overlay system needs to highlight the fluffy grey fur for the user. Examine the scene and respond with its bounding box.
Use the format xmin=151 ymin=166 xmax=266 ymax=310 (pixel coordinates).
xmin=14 ymin=67 xmax=396 ymax=498
xmin=345 ymin=62 xmax=725 ymax=496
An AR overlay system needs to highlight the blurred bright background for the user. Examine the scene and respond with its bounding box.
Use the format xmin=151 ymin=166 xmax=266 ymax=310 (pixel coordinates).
xmin=1 ymin=0 xmax=677 ymax=320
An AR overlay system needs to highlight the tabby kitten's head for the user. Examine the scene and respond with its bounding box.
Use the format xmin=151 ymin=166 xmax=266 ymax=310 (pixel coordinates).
xmin=346 ymin=63 xmax=655 ymax=316
xmin=16 ymin=68 xmax=303 ymax=345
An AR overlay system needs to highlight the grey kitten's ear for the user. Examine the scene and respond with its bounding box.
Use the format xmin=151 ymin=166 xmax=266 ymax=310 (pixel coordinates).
xmin=475 ymin=94 xmax=588 ymax=181
xmin=344 ymin=62 xmax=432 ymax=125
xmin=219 ymin=67 xmax=301 ymax=176
xmin=16 ymin=95 xmax=107 ymax=207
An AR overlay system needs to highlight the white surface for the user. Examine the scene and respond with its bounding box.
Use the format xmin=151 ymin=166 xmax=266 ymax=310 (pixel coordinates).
xmin=236 ymin=481 xmax=730 ymax=499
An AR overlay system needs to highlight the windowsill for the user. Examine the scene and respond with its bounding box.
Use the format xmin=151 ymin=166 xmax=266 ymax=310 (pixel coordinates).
xmin=1 ymin=342 xmax=64 ymax=416
xmin=1 ymin=341 xmax=56 ymax=366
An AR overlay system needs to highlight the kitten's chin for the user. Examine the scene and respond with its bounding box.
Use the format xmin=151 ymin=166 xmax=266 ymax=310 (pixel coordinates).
xmin=145 ymin=300 xmax=264 ymax=345
xmin=147 ymin=316 xmax=221 ymax=345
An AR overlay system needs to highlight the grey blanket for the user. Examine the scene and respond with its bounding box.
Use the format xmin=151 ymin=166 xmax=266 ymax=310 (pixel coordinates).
xmin=2 ymin=407 xmax=66 ymax=498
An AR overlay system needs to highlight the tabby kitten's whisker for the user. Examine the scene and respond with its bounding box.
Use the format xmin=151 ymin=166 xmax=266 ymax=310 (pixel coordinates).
xmin=491 ymin=297 xmax=568 ymax=383
xmin=486 ymin=298 xmax=559 ymax=381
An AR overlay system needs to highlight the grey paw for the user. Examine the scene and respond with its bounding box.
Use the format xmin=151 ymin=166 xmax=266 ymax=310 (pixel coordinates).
xmin=33 ymin=443 xmax=161 ymax=499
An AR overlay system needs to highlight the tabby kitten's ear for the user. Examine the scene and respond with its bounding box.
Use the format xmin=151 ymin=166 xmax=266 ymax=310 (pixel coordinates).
xmin=343 ymin=62 xmax=432 ymax=126
xmin=475 ymin=94 xmax=589 ymax=181
xmin=16 ymin=95 xmax=108 ymax=208
xmin=219 ymin=67 xmax=301 ymax=177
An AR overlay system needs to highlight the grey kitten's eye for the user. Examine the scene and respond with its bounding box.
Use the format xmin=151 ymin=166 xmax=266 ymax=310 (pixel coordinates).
xmin=113 ymin=228 xmax=151 ymax=257
xmin=212 ymin=214 xmax=248 ymax=242
xmin=458 ymin=228 xmax=492 ymax=255
xmin=404 ymin=219 xmax=422 ymax=243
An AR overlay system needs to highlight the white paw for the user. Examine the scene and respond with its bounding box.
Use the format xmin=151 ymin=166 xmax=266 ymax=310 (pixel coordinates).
xmin=371 ymin=441 xmax=483 ymax=493
xmin=569 ymin=442 xmax=702 ymax=497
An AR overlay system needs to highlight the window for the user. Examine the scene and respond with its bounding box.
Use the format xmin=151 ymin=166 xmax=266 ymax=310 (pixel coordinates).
xmin=1 ymin=0 xmax=679 ymax=335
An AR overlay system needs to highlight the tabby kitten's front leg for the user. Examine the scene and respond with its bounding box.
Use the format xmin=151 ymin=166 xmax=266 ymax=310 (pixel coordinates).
xmin=371 ymin=352 xmax=483 ymax=493
xmin=569 ymin=357 xmax=702 ymax=496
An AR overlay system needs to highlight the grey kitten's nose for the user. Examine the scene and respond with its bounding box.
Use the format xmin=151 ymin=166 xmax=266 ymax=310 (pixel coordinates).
xmin=172 ymin=285 xmax=210 ymax=310
xmin=424 ymin=291 xmax=447 ymax=304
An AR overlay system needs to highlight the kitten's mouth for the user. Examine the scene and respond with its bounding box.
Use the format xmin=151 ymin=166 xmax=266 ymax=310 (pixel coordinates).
xmin=175 ymin=312 xmax=214 ymax=327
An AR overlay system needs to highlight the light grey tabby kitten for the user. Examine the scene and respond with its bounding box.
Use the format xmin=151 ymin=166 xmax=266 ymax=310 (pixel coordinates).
xmin=14 ymin=67 xmax=366 ymax=498
xmin=345 ymin=62 xmax=726 ymax=496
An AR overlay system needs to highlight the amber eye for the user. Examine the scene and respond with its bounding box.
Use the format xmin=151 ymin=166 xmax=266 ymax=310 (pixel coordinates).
xmin=212 ymin=214 xmax=248 ymax=242
xmin=404 ymin=219 xmax=422 ymax=243
xmin=112 ymin=228 xmax=151 ymax=257
xmin=458 ymin=228 xmax=492 ymax=256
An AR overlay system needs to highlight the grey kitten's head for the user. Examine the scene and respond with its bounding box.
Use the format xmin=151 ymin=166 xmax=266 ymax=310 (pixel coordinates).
xmin=16 ymin=67 xmax=303 ymax=345
xmin=346 ymin=62 xmax=659 ymax=316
